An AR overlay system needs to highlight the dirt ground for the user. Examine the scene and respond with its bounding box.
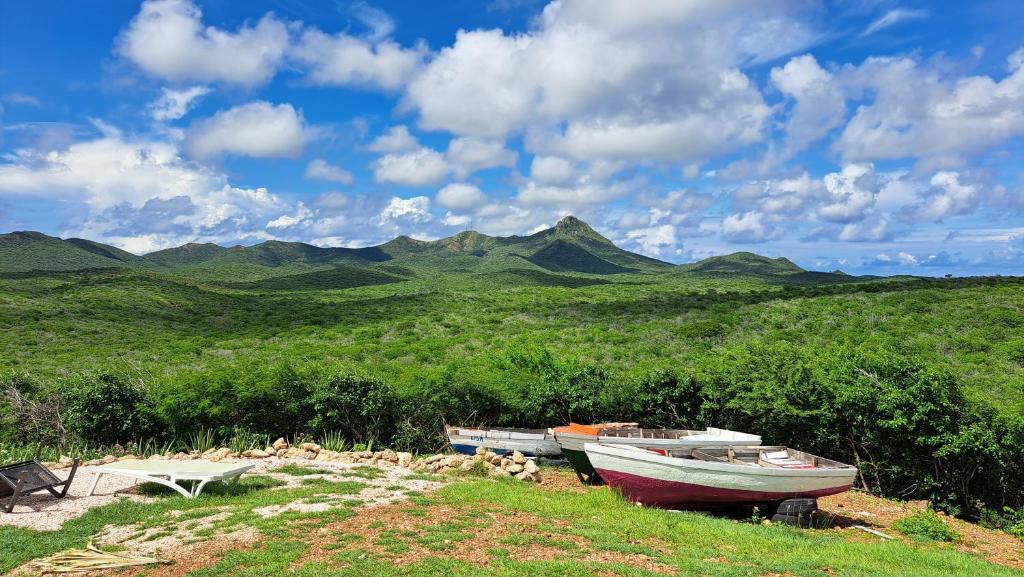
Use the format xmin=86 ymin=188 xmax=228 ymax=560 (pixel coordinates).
xmin=8 ymin=465 xmax=1022 ymax=575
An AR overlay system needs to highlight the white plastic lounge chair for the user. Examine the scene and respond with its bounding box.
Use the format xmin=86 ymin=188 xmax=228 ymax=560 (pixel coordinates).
xmin=88 ymin=460 xmax=254 ymax=498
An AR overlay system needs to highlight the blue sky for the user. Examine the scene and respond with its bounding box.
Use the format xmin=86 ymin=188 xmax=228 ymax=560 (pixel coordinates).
xmin=1 ymin=0 xmax=1023 ymax=275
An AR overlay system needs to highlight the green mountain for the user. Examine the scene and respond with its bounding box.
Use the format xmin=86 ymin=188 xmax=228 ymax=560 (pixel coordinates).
xmin=683 ymin=252 xmax=806 ymax=276
xmin=0 ymin=217 xmax=860 ymax=285
xmin=0 ymin=231 xmax=149 ymax=273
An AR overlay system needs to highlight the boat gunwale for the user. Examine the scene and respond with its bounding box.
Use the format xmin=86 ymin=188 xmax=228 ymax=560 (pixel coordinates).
xmin=584 ymin=443 xmax=857 ymax=478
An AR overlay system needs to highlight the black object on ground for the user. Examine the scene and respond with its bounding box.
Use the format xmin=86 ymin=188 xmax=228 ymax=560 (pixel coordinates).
xmin=0 ymin=457 xmax=80 ymax=513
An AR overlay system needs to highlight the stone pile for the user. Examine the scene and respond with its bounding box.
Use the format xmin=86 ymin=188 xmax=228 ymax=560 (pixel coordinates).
xmin=412 ymin=447 xmax=541 ymax=483
xmin=46 ymin=439 xmax=542 ymax=483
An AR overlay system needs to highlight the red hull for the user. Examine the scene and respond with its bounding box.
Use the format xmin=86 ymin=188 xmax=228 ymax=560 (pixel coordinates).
xmin=595 ymin=468 xmax=852 ymax=508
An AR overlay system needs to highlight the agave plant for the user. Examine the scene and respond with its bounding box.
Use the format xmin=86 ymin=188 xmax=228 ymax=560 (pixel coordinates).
xmin=318 ymin=430 xmax=348 ymax=452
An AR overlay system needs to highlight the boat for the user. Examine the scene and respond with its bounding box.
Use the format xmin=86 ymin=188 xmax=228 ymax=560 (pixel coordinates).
xmin=584 ymin=443 xmax=857 ymax=508
xmin=554 ymin=423 xmax=761 ymax=484
xmin=446 ymin=426 xmax=561 ymax=458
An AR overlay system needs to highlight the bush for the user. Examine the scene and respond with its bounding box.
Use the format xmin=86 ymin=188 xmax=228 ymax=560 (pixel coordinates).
xmin=63 ymin=372 xmax=156 ymax=446
xmin=308 ymin=372 xmax=397 ymax=444
xmin=893 ymin=511 xmax=959 ymax=542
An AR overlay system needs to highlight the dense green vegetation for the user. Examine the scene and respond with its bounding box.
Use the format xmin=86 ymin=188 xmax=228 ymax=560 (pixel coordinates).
xmin=1 ymin=217 xmax=1023 ymax=524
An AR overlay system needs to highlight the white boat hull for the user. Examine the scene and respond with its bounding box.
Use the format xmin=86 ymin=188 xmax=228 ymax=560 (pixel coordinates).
xmin=585 ymin=443 xmax=856 ymax=507
xmin=447 ymin=428 xmax=560 ymax=457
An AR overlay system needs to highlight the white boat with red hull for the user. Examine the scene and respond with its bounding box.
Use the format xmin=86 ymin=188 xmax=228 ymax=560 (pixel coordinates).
xmin=585 ymin=443 xmax=857 ymax=509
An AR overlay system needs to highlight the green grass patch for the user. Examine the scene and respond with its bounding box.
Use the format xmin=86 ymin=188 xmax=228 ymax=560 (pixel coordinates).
xmin=894 ymin=511 xmax=960 ymax=542
xmin=274 ymin=464 xmax=329 ymax=476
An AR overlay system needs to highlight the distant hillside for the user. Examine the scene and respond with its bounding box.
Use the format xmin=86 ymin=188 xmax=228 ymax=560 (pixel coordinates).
xmin=684 ymin=252 xmax=805 ymax=276
xmin=0 ymin=231 xmax=149 ymax=273
xmin=0 ymin=218 xmax=861 ymax=285
xmin=678 ymin=252 xmax=860 ymax=284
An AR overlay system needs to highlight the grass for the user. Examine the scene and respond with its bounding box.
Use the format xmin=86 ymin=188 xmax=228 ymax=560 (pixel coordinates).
xmin=894 ymin=510 xmax=960 ymax=542
xmin=0 ymin=475 xmax=367 ymax=573
xmin=3 ymin=474 xmax=1019 ymax=576
xmin=274 ymin=464 xmax=329 ymax=476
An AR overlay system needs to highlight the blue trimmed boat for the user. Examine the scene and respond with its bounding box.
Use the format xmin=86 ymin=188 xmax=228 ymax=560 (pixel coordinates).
xmin=446 ymin=426 xmax=561 ymax=458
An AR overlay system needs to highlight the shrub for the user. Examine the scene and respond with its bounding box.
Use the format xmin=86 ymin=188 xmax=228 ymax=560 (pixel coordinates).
xmin=63 ymin=372 xmax=157 ymax=446
xmin=893 ymin=511 xmax=959 ymax=542
xmin=308 ymin=372 xmax=397 ymax=444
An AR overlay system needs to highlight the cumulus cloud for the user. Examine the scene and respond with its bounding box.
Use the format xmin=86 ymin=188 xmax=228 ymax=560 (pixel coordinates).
xmin=722 ymin=211 xmax=781 ymax=243
xmin=368 ymin=125 xmax=419 ymax=153
xmin=436 ymin=183 xmax=487 ymax=211
xmin=291 ymin=29 xmax=425 ymax=91
xmin=817 ymin=163 xmax=880 ymax=223
xmin=372 ymin=147 xmax=449 ymax=186
xmin=771 ymin=54 xmax=845 ymax=156
xmin=117 ymin=0 xmax=290 ymax=88
xmin=516 ymin=180 xmax=632 ymax=207
xmin=530 ymin=156 xmax=574 ymax=185
xmin=625 ymin=224 xmax=676 ymax=256
xmin=305 ymin=158 xmax=353 ymax=184
xmin=0 ymin=129 xmax=293 ymax=250
xmin=149 ymin=85 xmax=209 ymax=121
xmin=185 ymin=102 xmax=315 ymax=160
xmin=445 ymin=137 xmax=518 ymax=178
xmin=834 ymin=49 xmax=1024 ymax=168
xmin=378 ymin=196 xmax=432 ymax=223
xmin=402 ymin=0 xmax=812 ymax=163
xmin=903 ymin=171 xmax=983 ymax=222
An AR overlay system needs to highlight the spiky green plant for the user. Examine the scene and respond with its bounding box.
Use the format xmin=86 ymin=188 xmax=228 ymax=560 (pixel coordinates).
xmin=187 ymin=429 xmax=216 ymax=454
xmin=318 ymin=430 xmax=348 ymax=452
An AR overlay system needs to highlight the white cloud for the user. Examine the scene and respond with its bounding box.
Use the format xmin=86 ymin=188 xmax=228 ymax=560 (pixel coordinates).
xmin=861 ymin=9 xmax=928 ymax=37
xmin=0 ymin=130 xmax=294 ymax=250
xmin=368 ymin=125 xmax=419 ymax=153
xmin=817 ymin=163 xmax=880 ymax=223
xmin=378 ymin=196 xmax=432 ymax=223
xmin=372 ymin=148 xmax=449 ymax=186
xmin=837 ymin=217 xmax=891 ymax=242
xmin=530 ymin=156 xmax=574 ymax=185
xmin=516 ymin=180 xmax=631 ymax=207
xmin=267 ymin=202 xmax=313 ymax=229
xmin=771 ymin=54 xmax=845 ymax=156
xmin=445 ymin=137 xmax=518 ymax=178
xmin=402 ymin=0 xmax=810 ymax=163
xmin=305 ymin=158 xmax=353 ymax=184
xmin=436 ymin=183 xmax=487 ymax=211
xmin=117 ymin=0 xmax=290 ymax=88
xmin=349 ymin=1 xmax=396 ymax=42
xmin=291 ymin=29 xmax=424 ymax=91
xmin=149 ymin=85 xmax=210 ymax=121
xmin=625 ymin=224 xmax=676 ymax=256
xmin=904 ymin=171 xmax=983 ymax=222
xmin=185 ymin=102 xmax=315 ymax=160
xmin=442 ymin=212 xmax=472 ymax=227
xmin=834 ymin=50 xmax=1024 ymax=167
xmin=722 ymin=211 xmax=780 ymax=243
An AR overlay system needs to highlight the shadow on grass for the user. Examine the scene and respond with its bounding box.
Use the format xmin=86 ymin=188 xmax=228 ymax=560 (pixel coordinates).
xmin=136 ymin=476 xmax=284 ymax=498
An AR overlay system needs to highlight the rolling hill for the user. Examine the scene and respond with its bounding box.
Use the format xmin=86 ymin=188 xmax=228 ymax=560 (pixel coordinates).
xmin=0 ymin=217 xmax=859 ymax=284
xmin=0 ymin=231 xmax=151 ymax=273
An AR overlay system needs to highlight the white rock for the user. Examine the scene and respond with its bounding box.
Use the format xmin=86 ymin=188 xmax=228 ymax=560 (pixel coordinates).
xmin=511 ymin=451 xmax=527 ymax=465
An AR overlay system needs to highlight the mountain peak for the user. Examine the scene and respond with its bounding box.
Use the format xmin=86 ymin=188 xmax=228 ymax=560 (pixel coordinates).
xmin=555 ymin=215 xmax=591 ymax=232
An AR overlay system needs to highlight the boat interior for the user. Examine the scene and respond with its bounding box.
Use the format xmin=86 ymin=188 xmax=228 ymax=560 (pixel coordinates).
xmin=657 ymin=446 xmax=853 ymax=470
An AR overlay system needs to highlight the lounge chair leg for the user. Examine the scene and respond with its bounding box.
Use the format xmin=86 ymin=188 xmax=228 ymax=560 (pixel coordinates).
xmin=6 ymin=472 xmax=29 ymax=513
xmin=88 ymin=472 xmax=103 ymax=497
xmin=57 ymin=459 xmax=80 ymax=498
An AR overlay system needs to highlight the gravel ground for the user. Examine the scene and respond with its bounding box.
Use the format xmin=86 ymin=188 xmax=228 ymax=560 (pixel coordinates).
xmin=0 ymin=465 xmax=156 ymax=531
xmin=0 ymin=457 xmax=440 ymax=533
